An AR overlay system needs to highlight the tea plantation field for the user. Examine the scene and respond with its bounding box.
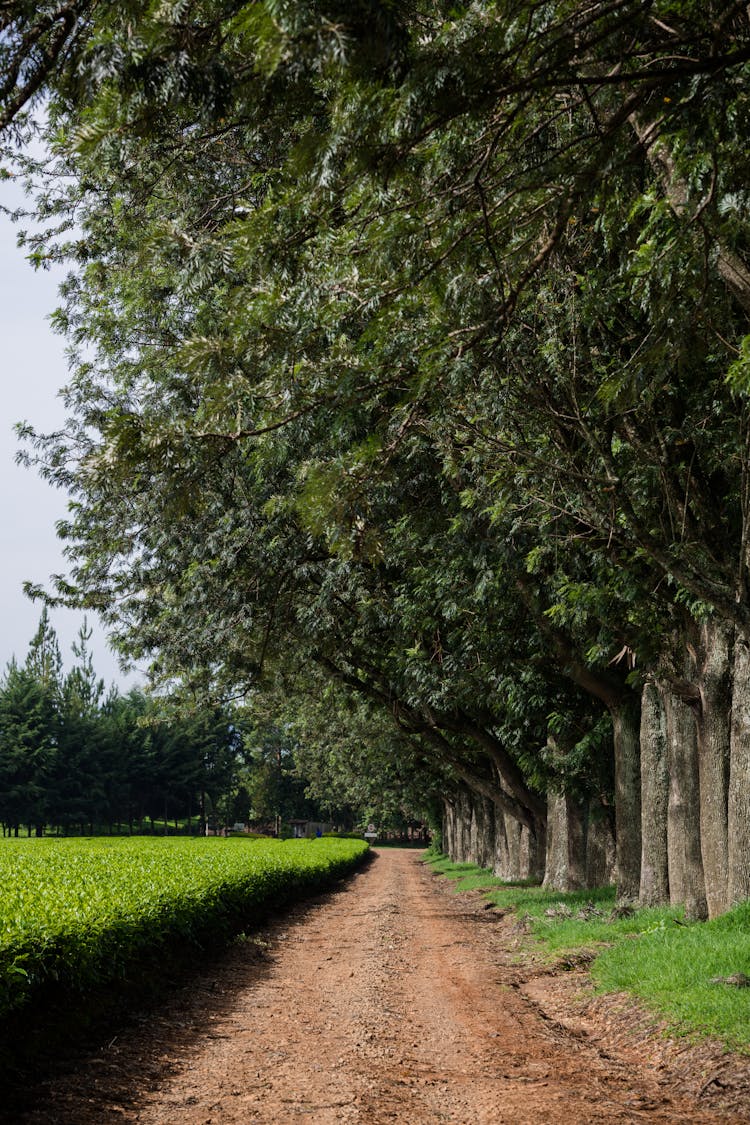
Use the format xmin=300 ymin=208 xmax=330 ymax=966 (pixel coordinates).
xmin=0 ymin=835 xmax=368 ymax=1022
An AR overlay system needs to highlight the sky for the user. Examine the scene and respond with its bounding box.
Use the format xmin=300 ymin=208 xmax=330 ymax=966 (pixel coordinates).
xmin=0 ymin=175 xmax=145 ymax=691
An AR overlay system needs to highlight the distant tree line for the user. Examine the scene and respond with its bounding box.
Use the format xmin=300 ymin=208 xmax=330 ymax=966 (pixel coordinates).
xmin=0 ymin=611 xmax=339 ymax=836
xmin=0 ymin=611 xmax=243 ymax=835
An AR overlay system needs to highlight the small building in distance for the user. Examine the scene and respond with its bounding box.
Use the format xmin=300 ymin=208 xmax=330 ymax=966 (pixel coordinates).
xmin=289 ymin=819 xmax=331 ymax=839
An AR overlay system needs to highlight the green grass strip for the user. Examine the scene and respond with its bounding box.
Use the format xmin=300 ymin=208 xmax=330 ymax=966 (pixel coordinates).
xmin=425 ymin=853 xmax=750 ymax=1051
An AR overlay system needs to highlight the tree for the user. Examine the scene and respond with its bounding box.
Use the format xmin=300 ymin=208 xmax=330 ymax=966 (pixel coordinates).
xmin=0 ymin=611 xmax=63 ymax=835
xmin=24 ymin=607 xmax=62 ymax=698
xmin=6 ymin=2 xmax=750 ymax=907
xmin=49 ymin=619 xmax=107 ymax=831
xmin=283 ymin=672 xmax=449 ymax=834
xmin=0 ymin=660 xmax=55 ymax=834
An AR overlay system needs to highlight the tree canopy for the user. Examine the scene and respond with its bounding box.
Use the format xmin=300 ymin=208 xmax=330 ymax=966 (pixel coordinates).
xmin=3 ymin=1 xmax=750 ymax=907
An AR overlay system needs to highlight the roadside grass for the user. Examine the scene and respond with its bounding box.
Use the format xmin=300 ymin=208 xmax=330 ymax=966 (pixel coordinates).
xmin=426 ymin=856 xmax=504 ymax=890
xmin=424 ymin=854 xmax=750 ymax=1051
xmin=425 ymin=854 xmax=539 ymax=893
xmin=594 ymin=901 xmax=750 ymax=1049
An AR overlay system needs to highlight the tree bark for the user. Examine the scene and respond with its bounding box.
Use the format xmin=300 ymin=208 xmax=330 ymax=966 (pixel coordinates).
xmin=503 ymin=813 xmax=523 ymax=881
xmin=521 ymin=821 xmax=545 ymax=881
xmin=543 ymin=792 xmax=568 ymax=891
xmin=468 ymin=794 xmax=480 ymax=865
xmin=446 ymin=787 xmax=503 ymax=870
xmin=611 ymin=699 xmax=642 ymax=903
xmin=543 ymin=792 xmax=586 ymax=891
xmin=728 ymin=633 xmax=750 ymax=905
xmin=585 ymin=805 xmax=616 ymax=887
xmin=469 ymin=793 xmax=495 ymax=868
xmin=695 ymin=619 xmax=733 ymax=917
xmin=479 ymin=796 xmax=496 ymax=870
xmin=442 ymin=797 xmax=456 ymax=859
xmin=664 ymin=684 xmax=708 ymax=921
xmin=639 ymin=681 xmax=670 ymax=905
xmin=492 ymin=809 xmax=509 ymax=878
xmin=459 ymin=788 xmax=472 ymax=862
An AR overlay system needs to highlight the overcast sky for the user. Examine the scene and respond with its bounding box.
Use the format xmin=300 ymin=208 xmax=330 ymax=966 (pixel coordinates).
xmin=0 ymin=176 xmax=144 ymax=691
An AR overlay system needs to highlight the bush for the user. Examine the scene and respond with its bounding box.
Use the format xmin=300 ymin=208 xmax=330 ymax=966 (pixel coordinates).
xmin=0 ymin=836 xmax=368 ymax=1022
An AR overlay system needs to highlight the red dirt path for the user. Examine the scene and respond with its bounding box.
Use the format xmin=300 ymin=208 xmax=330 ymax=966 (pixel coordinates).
xmin=11 ymin=848 xmax=750 ymax=1124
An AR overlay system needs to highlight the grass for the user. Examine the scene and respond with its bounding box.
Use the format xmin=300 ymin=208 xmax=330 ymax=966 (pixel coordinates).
xmin=425 ymin=853 xmax=750 ymax=1052
xmin=594 ymin=901 xmax=750 ymax=1049
xmin=425 ymin=854 xmax=539 ymax=892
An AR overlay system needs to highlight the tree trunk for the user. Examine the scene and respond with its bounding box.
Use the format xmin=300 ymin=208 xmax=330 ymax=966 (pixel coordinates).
xmin=639 ymin=681 xmax=670 ymax=905
xmin=442 ymin=798 xmax=455 ymax=858
xmin=445 ymin=787 xmax=476 ymax=863
xmin=448 ymin=793 xmax=462 ymax=861
xmin=543 ymin=792 xmax=568 ymax=891
xmin=478 ymin=797 xmax=496 ymax=869
xmin=696 ymin=618 xmax=733 ymax=918
xmin=504 ymin=813 xmax=523 ymax=880
xmin=493 ymin=811 xmax=510 ymax=879
xmin=728 ymin=633 xmax=750 ymax=905
xmin=468 ymin=794 xmax=481 ymax=865
xmin=566 ymin=799 xmax=586 ymax=889
xmin=543 ymin=792 xmax=586 ymax=891
xmin=664 ymin=685 xmax=708 ymax=921
xmin=459 ymin=788 xmax=472 ymax=862
xmin=611 ymin=699 xmax=642 ymax=902
xmin=586 ymin=805 xmax=616 ymax=887
xmin=521 ymin=821 xmax=546 ymax=882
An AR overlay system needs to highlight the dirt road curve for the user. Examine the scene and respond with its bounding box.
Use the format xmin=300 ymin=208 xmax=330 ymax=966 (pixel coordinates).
xmin=13 ymin=848 xmax=750 ymax=1124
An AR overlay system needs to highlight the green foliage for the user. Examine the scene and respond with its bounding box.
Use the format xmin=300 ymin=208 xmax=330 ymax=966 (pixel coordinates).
xmin=0 ymin=661 xmax=55 ymax=831
xmin=4 ymin=1 xmax=750 ymax=862
xmin=0 ymin=835 xmax=368 ymax=1021
xmin=727 ymin=334 xmax=750 ymax=392
xmin=277 ymin=670 xmax=443 ymax=830
xmin=238 ymin=716 xmax=322 ymax=828
xmin=0 ymin=615 xmax=263 ymax=835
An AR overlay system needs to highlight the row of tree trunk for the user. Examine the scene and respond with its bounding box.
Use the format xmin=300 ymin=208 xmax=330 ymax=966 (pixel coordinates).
xmin=441 ymin=786 xmax=616 ymax=889
xmin=441 ymin=617 xmax=750 ymax=919
xmin=639 ymin=620 xmax=750 ymax=920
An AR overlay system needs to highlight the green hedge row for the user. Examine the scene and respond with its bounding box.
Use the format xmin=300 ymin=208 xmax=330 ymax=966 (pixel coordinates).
xmin=0 ymin=835 xmax=369 ymax=1020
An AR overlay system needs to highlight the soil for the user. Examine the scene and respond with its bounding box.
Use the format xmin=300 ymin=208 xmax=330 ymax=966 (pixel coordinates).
xmin=7 ymin=847 xmax=750 ymax=1124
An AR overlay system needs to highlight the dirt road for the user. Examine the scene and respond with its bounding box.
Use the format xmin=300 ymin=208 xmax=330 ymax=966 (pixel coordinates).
xmin=13 ymin=848 xmax=750 ymax=1124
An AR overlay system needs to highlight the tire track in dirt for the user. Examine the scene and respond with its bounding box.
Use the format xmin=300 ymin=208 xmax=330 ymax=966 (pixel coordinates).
xmin=13 ymin=848 xmax=749 ymax=1124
